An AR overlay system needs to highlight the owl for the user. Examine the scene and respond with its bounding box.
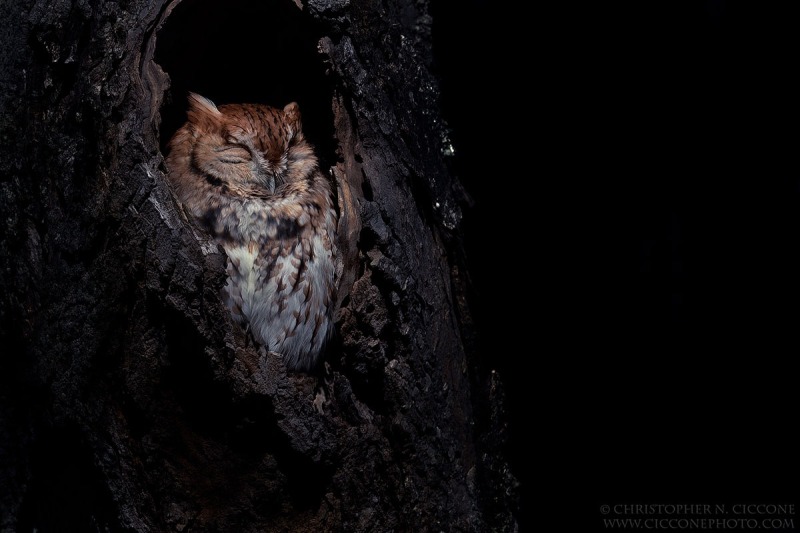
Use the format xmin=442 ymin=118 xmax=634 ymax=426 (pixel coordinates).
xmin=165 ymin=93 xmax=337 ymax=371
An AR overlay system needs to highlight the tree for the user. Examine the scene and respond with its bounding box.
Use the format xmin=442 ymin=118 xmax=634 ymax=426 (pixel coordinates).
xmin=0 ymin=0 xmax=518 ymax=531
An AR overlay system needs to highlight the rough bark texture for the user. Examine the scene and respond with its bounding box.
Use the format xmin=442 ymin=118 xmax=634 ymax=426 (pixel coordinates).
xmin=0 ymin=0 xmax=517 ymax=531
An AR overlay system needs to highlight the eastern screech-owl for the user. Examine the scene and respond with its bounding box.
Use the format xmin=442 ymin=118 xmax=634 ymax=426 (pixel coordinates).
xmin=165 ymin=93 xmax=336 ymax=371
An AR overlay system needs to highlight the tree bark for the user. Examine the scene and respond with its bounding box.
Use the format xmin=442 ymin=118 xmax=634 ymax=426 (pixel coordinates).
xmin=0 ymin=0 xmax=517 ymax=531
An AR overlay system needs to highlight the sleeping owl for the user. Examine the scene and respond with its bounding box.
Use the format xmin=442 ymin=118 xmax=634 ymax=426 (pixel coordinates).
xmin=165 ymin=93 xmax=337 ymax=371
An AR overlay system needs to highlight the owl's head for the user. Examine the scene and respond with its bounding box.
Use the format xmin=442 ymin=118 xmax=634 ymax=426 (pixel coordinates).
xmin=181 ymin=93 xmax=311 ymax=193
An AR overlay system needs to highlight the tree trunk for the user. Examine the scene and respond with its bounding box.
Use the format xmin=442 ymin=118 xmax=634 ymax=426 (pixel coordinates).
xmin=0 ymin=0 xmax=517 ymax=531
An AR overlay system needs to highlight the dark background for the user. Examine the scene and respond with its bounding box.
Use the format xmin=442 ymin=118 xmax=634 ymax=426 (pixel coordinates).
xmin=432 ymin=0 xmax=797 ymax=531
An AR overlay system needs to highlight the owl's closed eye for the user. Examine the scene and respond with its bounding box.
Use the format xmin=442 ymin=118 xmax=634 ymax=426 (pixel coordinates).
xmin=214 ymin=143 xmax=252 ymax=164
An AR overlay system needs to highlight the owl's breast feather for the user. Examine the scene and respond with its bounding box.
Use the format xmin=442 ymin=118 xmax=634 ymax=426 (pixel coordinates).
xmin=223 ymin=243 xmax=260 ymax=318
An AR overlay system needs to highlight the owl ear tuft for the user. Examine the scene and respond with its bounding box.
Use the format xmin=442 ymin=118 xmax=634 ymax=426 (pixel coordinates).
xmin=283 ymin=102 xmax=303 ymax=138
xmin=188 ymin=92 xmax=220 ymax=115
xmin=187 ymin=92 xmax=222 ymax=131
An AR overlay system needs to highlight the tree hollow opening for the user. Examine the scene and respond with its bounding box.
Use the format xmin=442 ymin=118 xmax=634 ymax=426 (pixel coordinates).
xmin=155 ymin=0 xmax=336 ymax=167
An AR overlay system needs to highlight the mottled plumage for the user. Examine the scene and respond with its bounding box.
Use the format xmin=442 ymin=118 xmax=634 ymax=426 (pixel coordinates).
xmin=165 ymin=93 xmax=336 ymax=370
